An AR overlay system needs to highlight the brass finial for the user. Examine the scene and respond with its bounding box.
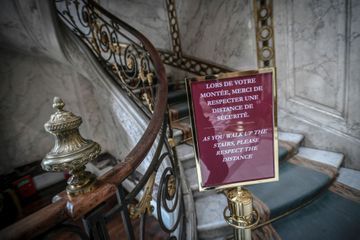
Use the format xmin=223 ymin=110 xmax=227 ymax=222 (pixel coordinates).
xmin=52 ymin=96 xmax=65 ymax=111
xmin=42 ymin=97 xmax=101 ymax=196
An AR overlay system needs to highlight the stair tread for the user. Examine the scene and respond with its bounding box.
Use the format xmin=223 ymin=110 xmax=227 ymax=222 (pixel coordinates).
xmin=278 ymin=131 xmax=304 ymax=144
xmin=337 ymin=168 xmax=360 ymax=191
xmin=169 ymin=102 xmax=189 ymax=121
xmin=248 ymin=161 xmax=333 ymax=217
xmin=172 ymin=128 xmax=184 ymax=145
xmin=176 ymin=144 xmax=195 ymax=162
xmin=297 ymin=147 xmax=344 ymax=169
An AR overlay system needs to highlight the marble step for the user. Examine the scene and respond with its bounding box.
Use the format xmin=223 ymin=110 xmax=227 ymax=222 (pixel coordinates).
xmin=278 ymin=131 xmax=304 ymax=159
xmin=169 ymin=102 xmax=190 ymax=122
xmin=171 ymin=117 xmax=192 ymax=144
xmin=172 ymin=127 xmax=185 ymax=146
xmin=176 ymin=143 xmax=195 ymax=169
xmin=296 ymin=147 xmax=344 ymax=169
xmin=337 ymin=167 xmax=360 ymax=191
xmin=194 ymin=150 xmax=344 ymax=239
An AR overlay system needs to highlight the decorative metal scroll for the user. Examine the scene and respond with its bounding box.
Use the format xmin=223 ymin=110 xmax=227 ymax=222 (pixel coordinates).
xmin=254 ymin=0 xmax=276 ymax=68
xmin=165 ymin=0 xmax=182 ymax=58
xmin=81 ymin=122 xmax=183 ymax=240
xmin=56 ymin=0 xmax=156 ymax=115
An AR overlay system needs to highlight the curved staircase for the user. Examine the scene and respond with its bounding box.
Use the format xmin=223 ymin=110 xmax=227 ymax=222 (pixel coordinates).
xmin=0 ymin=0 xmax=358 ymax=239
xmin=165 ymin=75 xmax=360 ymax=240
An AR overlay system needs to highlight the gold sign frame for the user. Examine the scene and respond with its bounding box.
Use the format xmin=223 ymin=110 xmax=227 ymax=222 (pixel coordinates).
xmin=186 ymin=68 xmax=279 ymax=191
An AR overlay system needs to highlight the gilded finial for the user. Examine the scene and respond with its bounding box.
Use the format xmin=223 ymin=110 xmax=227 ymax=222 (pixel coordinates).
xmin=42 ymin=96 xmax=101 ymax=196
xmin=53 ymin=97 xmax=65 ymax=111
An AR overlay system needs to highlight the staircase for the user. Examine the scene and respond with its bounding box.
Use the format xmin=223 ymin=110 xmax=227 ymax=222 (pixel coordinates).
xmin=165 ymin=76 xmax=360 ymax=240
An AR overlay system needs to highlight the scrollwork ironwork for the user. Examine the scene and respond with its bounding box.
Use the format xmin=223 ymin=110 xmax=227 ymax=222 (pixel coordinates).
xmin=55 ymin=0 xmax=184 ymax=239
xmin=56 ymin=0 xmax=157 ymax=114
xmin=128 ymin=172 xmax=156 ymax=219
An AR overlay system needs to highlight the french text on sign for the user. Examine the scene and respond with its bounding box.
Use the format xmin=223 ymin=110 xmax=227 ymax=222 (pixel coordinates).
xmin=186 ymin=69 xmax=278 ymax=191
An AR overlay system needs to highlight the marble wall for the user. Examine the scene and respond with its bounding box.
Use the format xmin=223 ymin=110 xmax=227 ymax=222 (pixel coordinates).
xmin=0 ymin=0 xmax=65 ymax=61
xmin=275 ymin=0 xmax=360 ymax=169
xmin=0 ymin=51 xmax=80 ymax=174
xmin=177 ymin=0 xmax=257 ymax=70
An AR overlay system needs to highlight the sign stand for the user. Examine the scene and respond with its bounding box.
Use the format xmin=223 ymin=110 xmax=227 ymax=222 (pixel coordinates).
xmin=223 ymin=187 xmax=260 ymax=240
xmin=186 ymin=68 xmax=278 ymax=239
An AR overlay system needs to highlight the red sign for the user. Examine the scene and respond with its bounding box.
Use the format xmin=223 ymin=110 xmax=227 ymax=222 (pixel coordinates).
xmin=186 ymin=69 xmax=278 ymax=190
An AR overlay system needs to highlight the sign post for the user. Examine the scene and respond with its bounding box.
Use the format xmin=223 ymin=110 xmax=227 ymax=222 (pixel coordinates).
xmin=186 ymin=68 xmax=278 ymax=239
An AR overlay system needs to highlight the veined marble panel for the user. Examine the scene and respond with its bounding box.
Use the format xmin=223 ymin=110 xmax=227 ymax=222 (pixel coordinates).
xmin=291 ymin=0 xmax=347 ymax=114
xmin=0 ymin=51 xmax=81 ymax=174
xmin=0 ymin=0 xmax=65 ymax=61
xmin=99 ymin=0 xmax=171 ymax=51
xmin=275 ymin=0 xmax=360 ymax=169
xmin=347 ymin=0 xmax=360 ymax=139
xmin=177 ymin=0 xmax=257 ymax=70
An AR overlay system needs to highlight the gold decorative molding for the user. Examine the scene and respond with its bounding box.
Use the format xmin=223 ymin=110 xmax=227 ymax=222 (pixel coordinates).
xmin=166 ymin=0 xmax=182 ymax=58
xmin=166 ymin=174 xmax=176 ymax=199
xmin=159 ymin=50 xmax=232 ymax=76
xmin=128 ymin=172 xmax=156 ymax=219
xmin=254 ymin=0 xmax=276 ymax=68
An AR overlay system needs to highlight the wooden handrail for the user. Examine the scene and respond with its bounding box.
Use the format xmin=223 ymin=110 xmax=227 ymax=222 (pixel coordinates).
xmin=0 ymin=1 xmax=168 ymax=239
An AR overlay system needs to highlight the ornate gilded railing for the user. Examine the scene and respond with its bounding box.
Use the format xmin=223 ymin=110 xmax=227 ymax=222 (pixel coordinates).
xmin=0 ymin=0 xmax=183 ymax=239
xmin=56 ymin=0 xmax=162 ymax=116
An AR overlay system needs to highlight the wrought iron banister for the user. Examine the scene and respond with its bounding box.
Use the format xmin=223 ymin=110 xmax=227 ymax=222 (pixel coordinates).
xmin=0 ymin=0 xmax=184 ymax=239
